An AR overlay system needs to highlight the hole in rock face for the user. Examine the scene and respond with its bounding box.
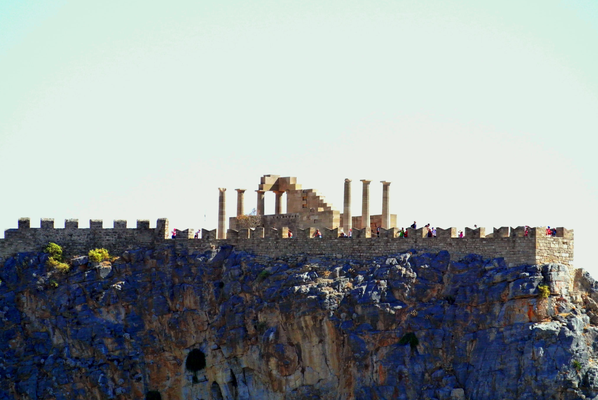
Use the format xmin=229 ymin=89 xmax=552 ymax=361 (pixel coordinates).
xmin=231 ymin=370 xmax=238 ymax=387
xmin=145 ymin=390 xmax=162 ymax=400
xmin=211 ymin=382 xmax=224 ymax=400
xmin=186 ymin=349 xmax=207 ymax=372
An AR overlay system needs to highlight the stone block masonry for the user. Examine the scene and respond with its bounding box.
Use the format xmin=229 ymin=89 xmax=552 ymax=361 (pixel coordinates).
xmin=0 ymin=218 xmax=169 ymax=259
xmin=0 ymin=218 xmax=573 ymax=268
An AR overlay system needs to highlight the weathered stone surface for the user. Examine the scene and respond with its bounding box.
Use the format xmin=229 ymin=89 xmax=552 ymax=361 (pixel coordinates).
xmin=0 ymin=245 xmax=595 ymax=399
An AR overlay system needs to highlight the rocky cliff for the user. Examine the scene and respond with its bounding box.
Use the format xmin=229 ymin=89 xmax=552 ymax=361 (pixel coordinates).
xmin=1 ymin=244 xmax=598 ymax=400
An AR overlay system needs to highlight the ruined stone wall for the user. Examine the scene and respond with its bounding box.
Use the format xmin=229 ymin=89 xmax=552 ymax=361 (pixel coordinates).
xmin=343 ymin=214 xmax=398 ymax=230
xmin=230 ymin=211 xmax=341 ymax=233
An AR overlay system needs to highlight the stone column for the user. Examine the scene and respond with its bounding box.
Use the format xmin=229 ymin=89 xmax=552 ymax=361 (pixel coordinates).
xmin=274 ymin=191 xmax=284 ymax=215
xmin=236 ymin=189 xmax=246 ymax=217
xmin=381 ymin=181 xmax=391 ymax=229
xmin=343 ymin=179 xmax=352 ymax=234
xmin=256 ymin=190 xmax=265 ymax=216
xmin=218 ymin=188 xmax=226 ymax=239
xmin=361 ymin=179 xmax=371 ymax=229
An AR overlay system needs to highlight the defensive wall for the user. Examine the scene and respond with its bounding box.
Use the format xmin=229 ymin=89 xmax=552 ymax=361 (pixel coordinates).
xmin=0 ymin=218 xmax=574 ymax=268
xmin=0 ymin=218 xmax=169 ymax=260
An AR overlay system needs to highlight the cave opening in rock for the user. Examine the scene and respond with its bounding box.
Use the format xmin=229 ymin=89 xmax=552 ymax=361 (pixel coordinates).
xmin=145 ymin=390 xmax=162 ymax=400
xmin=186 ymin=349 xmax=207 ymax=372
xmin=231 ymin=370 xmax=238 ymax=388
xmin=211 ymin=381 xmax=224 ymax=400
xmin=229 ymin=369 xmax=239 ymax=400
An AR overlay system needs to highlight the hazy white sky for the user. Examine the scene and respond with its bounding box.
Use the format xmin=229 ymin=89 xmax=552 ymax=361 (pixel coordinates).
xmin=1 ymin=1 xmax=597 ymax=274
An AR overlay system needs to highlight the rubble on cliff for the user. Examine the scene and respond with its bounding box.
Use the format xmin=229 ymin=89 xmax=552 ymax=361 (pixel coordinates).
xmin=1 ymin=244 xmax=598 ymax=400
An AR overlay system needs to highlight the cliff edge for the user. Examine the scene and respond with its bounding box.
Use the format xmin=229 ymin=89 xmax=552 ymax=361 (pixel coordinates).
xmin=1 ymin=244 xmax=597 ymax=399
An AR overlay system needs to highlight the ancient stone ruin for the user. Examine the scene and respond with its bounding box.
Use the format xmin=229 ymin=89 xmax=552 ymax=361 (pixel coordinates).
xmin=0 ymin=175 xmax=574 ymax=268
xmin=0 ymin=175 xmax=589 ymax=400
xmin=225 ymin=174 xmax=397 ymax=236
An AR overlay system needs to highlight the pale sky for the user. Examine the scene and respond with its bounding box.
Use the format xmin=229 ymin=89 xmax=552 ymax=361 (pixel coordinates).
xmin=1 ymin=1 xmax=597 ymax=274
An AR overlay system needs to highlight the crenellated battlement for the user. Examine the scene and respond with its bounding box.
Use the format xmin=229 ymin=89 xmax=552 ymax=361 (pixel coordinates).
xmin=0 ymin=218 xmax=573 ymax=268
xmin=0 ymin=218 xmax=169 ymax=259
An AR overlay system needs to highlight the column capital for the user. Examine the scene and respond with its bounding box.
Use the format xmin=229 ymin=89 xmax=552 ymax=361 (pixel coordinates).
xmin=236 ymin=188 xmax=246 ymax=193
xmin=381 ymin=181 xmax=391 ymax=186
xmin=345 ymin=178 xmax=352 ymax=183
xmin=218 ymin=188 xmax=226 ymax=193
xmin=360 ymin=179 xmax=371 ymax=184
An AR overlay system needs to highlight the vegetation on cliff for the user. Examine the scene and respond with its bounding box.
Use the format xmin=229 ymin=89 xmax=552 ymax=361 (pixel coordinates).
xmin=88 ymin=248 xmax=110 ymax=263
xmin=44 ymin=242 xmax=70 ymax=273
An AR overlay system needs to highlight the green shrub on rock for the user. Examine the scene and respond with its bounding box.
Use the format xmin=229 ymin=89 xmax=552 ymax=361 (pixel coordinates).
xmin=44 ymin=242 xmax=63 ymax=262
xmin=538 ymin=284 xmax=550 ymax=298
xmin=399 ymin=332 xmax=419 ymax=350
xmin=88 ymin=248 xmax=110 ymax=263
xmin=256 ymin=321 xmax=268 ymax=333
xmin=47 ymin=257 xmax=70 ymax=273
xmin=44 ymin=242 xmax=70 ymax=273
xmin=256 ymin=270 xmax=271 ymax=282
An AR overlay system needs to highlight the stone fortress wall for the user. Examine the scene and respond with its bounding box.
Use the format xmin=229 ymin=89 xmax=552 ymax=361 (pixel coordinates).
xmin=0 ymin=218 xmax=169 ymax=260
xmin=0 ymin=175 xmax=574 ymax=267
xmin=0 ymin=217 xmax=574 ymax=268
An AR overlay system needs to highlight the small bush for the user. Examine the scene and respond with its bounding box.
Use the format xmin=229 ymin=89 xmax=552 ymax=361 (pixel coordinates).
xmin=573 ymin=360 xmax=582 ymax=372
xmin=44 ymin=242 xmax=63 ymax=262
xmin=47 ymin=258 xmax=70 ymax=273
xmin=538 ymin=284 xmax=550 ymax=298
xmin=256 ymin=270 xmax=271 ymax=282
xmin=399 ymin=332 xmax=419 ymax=350
xmin=88 ymin=248 xmax=110 ymax=263
xmin=256 ymin=321 xmax=268 ymax=333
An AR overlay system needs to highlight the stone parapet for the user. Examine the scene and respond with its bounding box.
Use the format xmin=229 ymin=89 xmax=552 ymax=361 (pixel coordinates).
xmin=1 ymin=218 xmax=168 ymax=258
xmin=0 ymin=219 xmax=574 ymax=267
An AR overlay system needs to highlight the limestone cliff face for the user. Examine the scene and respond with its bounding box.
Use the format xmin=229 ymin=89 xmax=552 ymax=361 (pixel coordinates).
xmin=2 ymin=244 xmax=598 ymax=400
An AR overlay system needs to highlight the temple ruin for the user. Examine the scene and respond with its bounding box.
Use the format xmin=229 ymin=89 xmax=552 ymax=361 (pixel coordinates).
xmin=226 ymin=175 xmax=397 ymax=236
